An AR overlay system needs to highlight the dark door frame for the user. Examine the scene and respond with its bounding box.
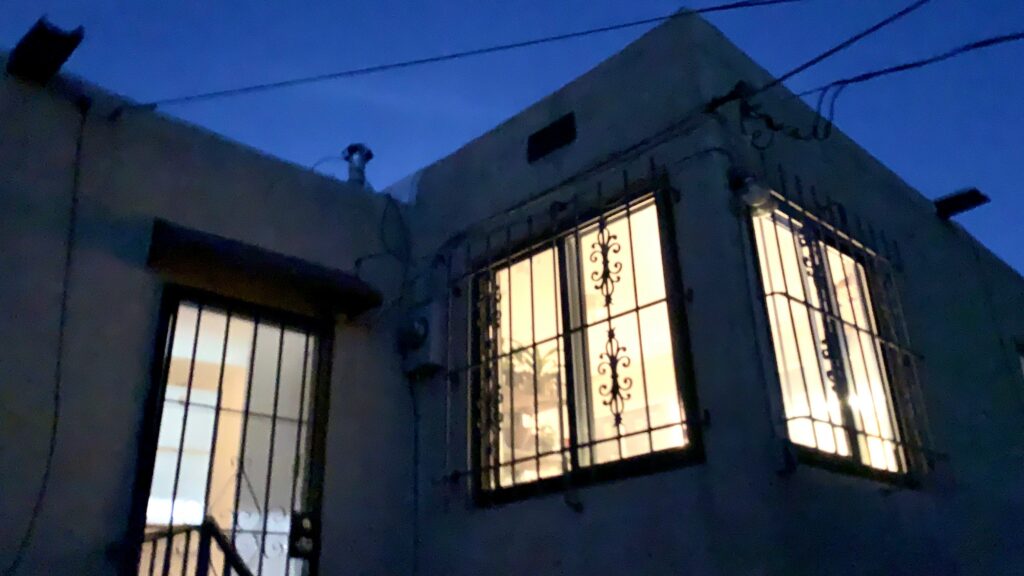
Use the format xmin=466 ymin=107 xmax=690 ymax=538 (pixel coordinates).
xmin=123 ymin=284 xmax=335 ymax=576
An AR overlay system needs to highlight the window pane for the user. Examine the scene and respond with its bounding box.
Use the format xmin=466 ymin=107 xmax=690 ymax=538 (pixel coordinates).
xmin=629 ymin=200 xmax=668 ymax=307
xmin=535 ymin=340 xmax=570 ymax=479
xmin=149 ymin=307 xmax=229 ymax=527
xmin=573 ymin=198 xmax=685 ymax=468
xmin=475 ymin=195 xmax=690 ymax=492
xmin=825 ymin=246 xmax=903 ymax=472
xmin=249 ymin=323 xmax=283 ymax=416
xmin=480 ymin=245 xmax=569 ymax=489
xmin=578 ymin=212 xmax=637 ymax=324
xmin=276 ymin=330 xmax=310 ymax=420
xmin=754 ymin=211 xmax=906 ymax=474
xmin=639 ymin=304 xmax=686 ymax=447
xmin=582 ymin=315 xmax=646 ymax=464
xmin=206 ymin=410 xmax=242 ymax=528
xmin=754 ymin=215 xmax=852 ymax=456
xmin=146 ymin=300 xmax=318 ymax=576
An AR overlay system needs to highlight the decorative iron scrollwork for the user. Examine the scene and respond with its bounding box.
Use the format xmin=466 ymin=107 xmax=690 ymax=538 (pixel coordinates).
xmin=738 ymin=97 xmax=835 ymax=152
xmin=475 ymin=272 xmax=504 ymax=469
xmin=589 ymin=221 xmax=622 ymax=307
xmin=589 ymin=219 xmax=633 ymax=427
xmin=597 ymin=328 xmax=633 ymax=428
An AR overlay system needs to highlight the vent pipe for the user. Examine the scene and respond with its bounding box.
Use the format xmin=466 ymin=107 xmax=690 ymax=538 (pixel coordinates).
xmin=343 ymin=143 xmax=374 ymax=189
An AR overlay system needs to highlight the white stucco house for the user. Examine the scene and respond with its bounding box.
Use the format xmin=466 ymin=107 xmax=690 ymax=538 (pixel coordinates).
xmin=2 ymin=12 xmax=1022 ymax=576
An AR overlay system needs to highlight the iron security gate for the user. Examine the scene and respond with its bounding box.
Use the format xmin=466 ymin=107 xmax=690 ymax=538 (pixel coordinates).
xmin=137 ymin=289 xmax=329 ymax=576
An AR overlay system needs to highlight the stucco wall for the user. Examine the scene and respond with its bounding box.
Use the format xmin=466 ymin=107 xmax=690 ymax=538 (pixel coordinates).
xmin=3 ymin=10 xmax=1021 ymax=575
xmin=0 ymin=72 xmax=412 ymax=575
xmin=401 ymin=13 xmax=1023 ymax=576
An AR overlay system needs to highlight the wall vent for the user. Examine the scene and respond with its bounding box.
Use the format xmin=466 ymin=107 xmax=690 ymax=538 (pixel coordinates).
xmin=527 ymin=112 xmax=576 ymax=163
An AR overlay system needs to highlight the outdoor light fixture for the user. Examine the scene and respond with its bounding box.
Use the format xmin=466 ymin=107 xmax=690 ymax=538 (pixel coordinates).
xmin=729 ymin=167 xmax=778 ymax=217
xmin=933 ymin=187 xmax=990 ymax=220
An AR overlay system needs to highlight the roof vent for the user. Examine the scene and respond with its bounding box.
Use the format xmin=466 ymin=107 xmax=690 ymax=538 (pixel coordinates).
xmin=6 ymin=17 xmax=84 ymax=85
xmin=343 ymin=143 xmax=374 ymax=189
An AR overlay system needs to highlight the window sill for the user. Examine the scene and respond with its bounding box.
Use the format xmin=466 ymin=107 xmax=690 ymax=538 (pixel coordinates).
xmin=474 ymin=444 xmax=706 ymax=507
xmin=791 ymin=444 xmax=919 ymax=489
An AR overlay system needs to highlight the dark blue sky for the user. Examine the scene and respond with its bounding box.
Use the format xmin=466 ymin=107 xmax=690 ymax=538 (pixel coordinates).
xmin=3 ymin=1 xmax=1021 ymax=273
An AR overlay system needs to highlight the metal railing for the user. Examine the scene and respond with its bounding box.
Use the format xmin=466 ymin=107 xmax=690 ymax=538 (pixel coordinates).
xmin=138 ymin=517 xmax=255 ymax=576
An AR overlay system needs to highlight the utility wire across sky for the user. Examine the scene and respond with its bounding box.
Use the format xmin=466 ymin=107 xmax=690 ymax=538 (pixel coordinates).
xmin=800 ymin=31 xmax=1024 ymax=97
xmin=138 ymin=0 xmax=808 ymax=108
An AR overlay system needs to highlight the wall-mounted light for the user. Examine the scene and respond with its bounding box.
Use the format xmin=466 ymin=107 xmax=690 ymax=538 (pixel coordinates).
xmin=933 ymin=187 xmax=990 ymax=220
xmin=729 ymin=167 xmax=778 ymax=218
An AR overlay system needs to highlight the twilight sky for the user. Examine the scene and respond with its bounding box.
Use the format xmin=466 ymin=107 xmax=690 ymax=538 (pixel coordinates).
xmin=2 ymin=1 xmax=1021 ymax=272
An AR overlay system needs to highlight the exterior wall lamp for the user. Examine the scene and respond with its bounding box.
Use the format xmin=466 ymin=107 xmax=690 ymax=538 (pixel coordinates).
xmin=729 ymin=167 xmax=778 ymax=218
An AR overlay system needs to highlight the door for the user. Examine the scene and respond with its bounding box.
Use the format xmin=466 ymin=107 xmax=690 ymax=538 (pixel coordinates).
xmin=137 ymin=290 xmax=329 ymax=575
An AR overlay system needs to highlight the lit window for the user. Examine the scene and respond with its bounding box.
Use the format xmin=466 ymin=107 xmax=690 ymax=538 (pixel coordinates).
xmin=472 ymin=193 xmax=699 ymax=497
xmin=142 ymin=299 xmax=319 ymax=576
xmin=752 ymin=209 xmax=910 ymax=475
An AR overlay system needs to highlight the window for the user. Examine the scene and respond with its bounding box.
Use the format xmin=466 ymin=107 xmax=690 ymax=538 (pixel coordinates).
xmin=141 ymin=295 xmax=323 ymax=576
xmin=751 ymin=208 xmax=912 ymax=476
xmin=472 ymin=192 xmax=699 ymax=499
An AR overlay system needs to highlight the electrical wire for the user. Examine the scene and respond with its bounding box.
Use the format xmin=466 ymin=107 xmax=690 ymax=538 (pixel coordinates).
xmin=431 ymin=2 xmax=992 ymax=252
xmin=311 ymin=155 xmax=344 ymax=171
xmin=705 ymin=0 xmax=935 ymax=114
xmin=3 ymin=96 xmax=91 ymax=576
xmin=758 ymin=0 xmax=935 ymax=93
xmin=798 ymin=31 xmax=1024 ymax=97
xmin=136 ymin=0 xmax=810 ymax=109
xmin=745 ymin=30 xmax=1024 ymax=145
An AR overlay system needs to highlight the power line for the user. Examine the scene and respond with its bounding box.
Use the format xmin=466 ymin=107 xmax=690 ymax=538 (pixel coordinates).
xmin=760 ymin=0 xmax=935 ymax=93
xmin=138 ymin=0 xmax=810 ymax=109
xmin=706 ymin=0 xmax=935 ymax=113
xmin=737 ymin=30 xmax=1024 ymax=147
xmin=799 ymin=31 xmax=1024 ymax=96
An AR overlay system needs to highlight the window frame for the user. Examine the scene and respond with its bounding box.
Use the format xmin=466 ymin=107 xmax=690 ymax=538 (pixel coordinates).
xmin=747 ymin=202 xmax=920 ymax=486
xmin=469 ymin=185 xmax=704 ymax=505
xmin=127 ymin=285 xmax=336 ymax=574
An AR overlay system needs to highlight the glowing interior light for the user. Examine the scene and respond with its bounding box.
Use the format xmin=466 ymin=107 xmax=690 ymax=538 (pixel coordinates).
xmin=752 ymin=210 xmax=904 ymax=473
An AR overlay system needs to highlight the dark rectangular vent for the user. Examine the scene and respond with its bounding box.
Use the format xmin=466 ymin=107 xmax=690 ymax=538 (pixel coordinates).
xmin=527 ymin=113 xmax=576 ymax=163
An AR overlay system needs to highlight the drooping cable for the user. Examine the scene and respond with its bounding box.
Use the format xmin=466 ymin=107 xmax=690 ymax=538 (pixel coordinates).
xmin=799 ymin=31 xmax=1024 ymax=98
xmin=749 ymin=30 xmax=1024 ymax=144
xmin=758 ymin=0 xmax=935 ymax=93
xmin=706 ymin=0 xmax=936 ymax=114
xmin=2 ymin=96 xmax=91 ymax=576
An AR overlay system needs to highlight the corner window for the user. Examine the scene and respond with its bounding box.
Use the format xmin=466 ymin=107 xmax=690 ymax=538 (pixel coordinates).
xmin=751 ymin=208 xmax=916 ymax=476
xmin=472 ymin=193 xmax=699 ymax=499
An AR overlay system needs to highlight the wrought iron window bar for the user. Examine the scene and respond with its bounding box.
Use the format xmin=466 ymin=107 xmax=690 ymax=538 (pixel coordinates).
xmin=461 ymin=183 xmax=704 ymax=503
xmin=134 ymin=289 xmax=327 ymax=576
xmin=748 ymin=181 xmax=932 ymax=482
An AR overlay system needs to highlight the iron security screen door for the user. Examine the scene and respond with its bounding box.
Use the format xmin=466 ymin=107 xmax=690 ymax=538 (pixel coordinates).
xmin=138 ymin=290 xmax=329 ymax=576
